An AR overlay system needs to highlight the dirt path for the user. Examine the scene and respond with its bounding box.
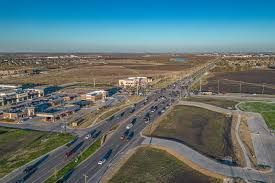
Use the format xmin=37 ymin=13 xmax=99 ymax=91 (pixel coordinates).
xmin=235 ymin=112 xmax=252 ymax=168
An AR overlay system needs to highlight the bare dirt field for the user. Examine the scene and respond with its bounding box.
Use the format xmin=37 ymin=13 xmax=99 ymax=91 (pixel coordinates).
xmin=152 ymin=105 xmax=235 ymax=162
xmin=109 ymin=147 xmax=222 ymax=183
xmin=199 ymin=70 xmax=275 ymax=95
xmin=184 ymin=97 xmax=239 ymax=109
xmin=0 ymin=55 xmax=211 ymax=87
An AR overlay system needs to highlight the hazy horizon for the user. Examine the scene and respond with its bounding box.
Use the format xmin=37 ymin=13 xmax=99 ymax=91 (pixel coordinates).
xmin=1 ymin=0 xmax=275 ymax=52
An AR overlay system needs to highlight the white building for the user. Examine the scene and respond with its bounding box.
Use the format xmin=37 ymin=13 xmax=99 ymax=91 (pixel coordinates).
xmin=119 ymin=77 xmax=153 ymax=88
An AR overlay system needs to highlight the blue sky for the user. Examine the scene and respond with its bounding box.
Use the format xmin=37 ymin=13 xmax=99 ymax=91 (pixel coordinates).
xmin=0 ymin=0 xmax=275 ymax=52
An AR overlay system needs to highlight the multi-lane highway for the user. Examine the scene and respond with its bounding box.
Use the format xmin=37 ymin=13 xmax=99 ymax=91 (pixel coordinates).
xmin=4 ymin=91 xmax=174 ymax=183
xmin=65 ymin=95 xmax=172 ymax=183
xmin=3 ymin=93 xmax=159 ymax=183
xmin=2 ymin=62 xmax=214 ymax=183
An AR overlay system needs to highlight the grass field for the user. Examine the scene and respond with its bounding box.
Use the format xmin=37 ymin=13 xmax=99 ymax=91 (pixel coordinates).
xmin=152 ymin=105 xmax=234 ymax=160
xmin=185 ymin=97 xmax=239 ymax=109
xmin=0 ymin=127 xmax=73 ymax=178
xmin=109 ymin=147 xmax=222 ymax=183
xmin=238 ymin=102 xmax=275 ymax=129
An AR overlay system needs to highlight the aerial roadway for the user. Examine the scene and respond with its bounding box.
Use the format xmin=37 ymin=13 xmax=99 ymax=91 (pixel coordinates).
xmin=2 ymin=62 xmax=212 ymax=183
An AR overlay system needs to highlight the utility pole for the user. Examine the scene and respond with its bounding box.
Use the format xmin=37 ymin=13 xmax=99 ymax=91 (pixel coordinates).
xmin=199 ymin=79 xmax=202 ymax=93
xmin=136 ymin=81 xmax=139 ymax=96
xmin=93 ymin=78 xmax=96 ymax=88
xmin=262 ymin=84 xmax=265 ymax=95
xmin=218 ymin=80 xmax=220 ymax=94
xmin=83 ymin=174 xmax=88 ymax=183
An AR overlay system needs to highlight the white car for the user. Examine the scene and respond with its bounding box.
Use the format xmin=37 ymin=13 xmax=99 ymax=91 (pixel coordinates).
xmin=126 ymin=123 xmax=133 ymax=129
xmin=145 ymin=119 xmax=150 ymax=124
xmin=98 ymin=159 xmax=106 ymax=165
xmin=84 ymin=134 xmax=91 ymax=140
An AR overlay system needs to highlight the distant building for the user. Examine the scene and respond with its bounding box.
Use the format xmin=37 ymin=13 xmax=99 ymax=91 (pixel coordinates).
xmin=0 ymin=85 xmax=44 ymax=106
xmin=63 ymin=94 xmax=78 ymax=101
xmin=119 ymin=77 xmax=153 ymax=88
xmin=81 ymin=90 xmax=108 ymax=102
xmin=2 ymin=112 xmax=19 ymax=120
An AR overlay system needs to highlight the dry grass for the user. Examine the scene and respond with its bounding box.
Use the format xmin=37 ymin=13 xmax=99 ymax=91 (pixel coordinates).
xmin=239 ymin=115 xmax=257 ymax=167
xmin=230 ymin=113 xmax=246 ymax=167
xmin=109 ymin=147 xmax=222 ymax=183
xmin=152 ymin=105 xmax=234 ymax=161
xmin=0 ymin=56 xmax=211 ymax=86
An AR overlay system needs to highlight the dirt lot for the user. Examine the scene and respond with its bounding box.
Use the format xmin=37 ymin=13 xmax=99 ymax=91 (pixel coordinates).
xmin=0 ymin=55 xmax=211 ymax=87
xmin=184 ymin=97 xmax=239 ymax=109
xmin=109 ymin=147 xmax=221 ymax=183
xmin=0 ymin=127 xmax=73 ymax=177
xmin=199 ymin=70 xmax=275 ymax=95
xmin=152 ymin=105 xmax=235 ymax=161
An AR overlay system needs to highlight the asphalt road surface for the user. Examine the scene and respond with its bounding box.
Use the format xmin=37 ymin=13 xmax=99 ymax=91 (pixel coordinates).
xmin=1 ymin=62 xmax=215 ymax=183
xmin=3 ymin=94 xmax=159 ymax=183
xmin=65 ymin=96 xmax=172 ymax=183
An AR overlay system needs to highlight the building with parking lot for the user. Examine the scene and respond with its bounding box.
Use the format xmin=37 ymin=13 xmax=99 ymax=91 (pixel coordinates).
xmin=36 ymin=105 xmax=80 ymax=122
xmin=81 ymin=90 xmax=108 ymax=102
xmin=0 ymin=85 xmax=45 ymax=106
xmin=119 ymin=77 xmax=153 ymax=88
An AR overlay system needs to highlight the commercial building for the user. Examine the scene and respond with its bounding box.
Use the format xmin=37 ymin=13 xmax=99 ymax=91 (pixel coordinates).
xmin=2 ymin=112 xmax=19 ymax=120
xmin=119 ymin=77 xmax=153 ymax=88
xmin=36 ymin=105 xmax=80 ymax=122
xmin=81 ymin=90 xmax=108 ymax=102
xmin=0 ymin=85 xmax=45 ymax=106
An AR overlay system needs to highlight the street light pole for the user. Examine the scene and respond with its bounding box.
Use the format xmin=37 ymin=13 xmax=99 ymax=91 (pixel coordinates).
xmin=83 ymin=174 xmax=88 ymax=183
xmin=218 ymin=80 xmax=220 ymax=94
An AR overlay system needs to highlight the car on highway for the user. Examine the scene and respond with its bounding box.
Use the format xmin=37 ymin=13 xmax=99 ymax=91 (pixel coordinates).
xmin=84 ymin=134 xmax=91 ymax=140
xmin=144 ymin=117 xmax=150 ymax=123
xmin=144 ymin=112 xmax=150 ymax=123
xmin=120 ymin=129 xmax=130 ymax=140
xmin=66 ymin=137 xmax=78 ymax=147
xmin=98 ymin=149 xmax=112 ymax=165
xmin=126 ymin=131 xmax=134 ymax=141
xmin=92 ymin=130 xmax=101 ymax=138
xmin=130 ymin=107 xmax=135 ymax=113
xmin=90 ymin=129 xmax=97 ymax=136
xmin=65 ymin=151 xmax=73 ymax=158
xmin=23 ymin=165 xmax=35 ymax=174
xmin=131 ymin=118 xmax=137 ymax=124
xmin=126 ymin=123 xmax=133 ymax=129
